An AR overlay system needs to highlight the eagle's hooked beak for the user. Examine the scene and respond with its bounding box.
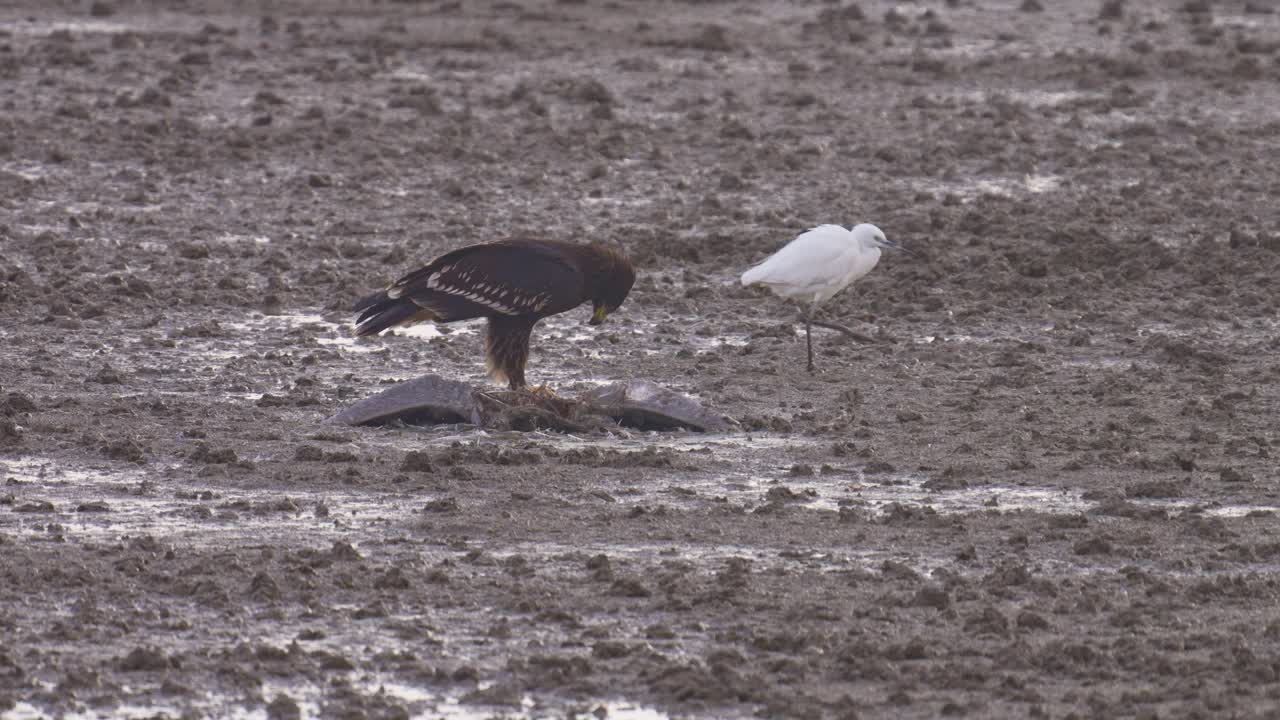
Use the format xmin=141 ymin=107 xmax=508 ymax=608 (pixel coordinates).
xmin=589 ymin=304 xmax=609 ymax=325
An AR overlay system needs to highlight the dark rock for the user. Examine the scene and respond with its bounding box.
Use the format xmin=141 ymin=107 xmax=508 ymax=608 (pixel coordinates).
xmin=248 ymin=572 xmax=282 ymax=602
xmin=421 ymin=497 xmax=458 ymax=513
xmin=609 ymin=577 xmax=652 ymax=597
xmin=329 ymin=540 xmax=362 ymax=561
xmin=189 ymin=444 xmax=237 ymax=464
xmin=592 ymin=641 xmax=631 ymax=659
xmin=294 ymin=445 xmax=324 ymax=461
xmin=92 ymin=364 xmax=124 ymax=384
xmin=912 ymin=584 xmax=951 ymax=609
xmin=401 ymin=450 xmax=435 ymax=473
xmin=1073 ymin=536 xmax=1114 ymax=555
xmin=3 ymin=393 xmax=35 ymax=414
xmin=266 ymin=694 xmax=302 ymax=720
xmin=120 ymin=647 xmax=170 ymax=672
xmin=1219 ymin=466 xmax=1253 ymax=483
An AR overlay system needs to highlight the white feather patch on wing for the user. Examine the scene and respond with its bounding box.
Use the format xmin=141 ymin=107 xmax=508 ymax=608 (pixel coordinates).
xmin=424 ymin=271 xmax=522 ymax=315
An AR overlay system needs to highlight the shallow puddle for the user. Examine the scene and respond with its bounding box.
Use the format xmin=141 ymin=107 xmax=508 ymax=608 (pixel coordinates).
xmin=0 ymin=18 xmax=134 ymax=35
xmin=8 ymin=433 xmax=1272 ymax=554
xmin=0 ymin=457 xmax=445 ymax=546
xmin=250 ymin=678 xmax=670 ymax=720
xmin=5 ymin=686 xmax=669 ymax=720
xmin=1212 ymin=13 xmax=1279 ymax=29
xmin=0 ymin=10 xmax=221 ymax=37
xmin=911 ymin=173 xmax=1063 ymax=202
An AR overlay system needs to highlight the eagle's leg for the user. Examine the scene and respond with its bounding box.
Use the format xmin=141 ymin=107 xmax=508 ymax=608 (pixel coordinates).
xmin=485 ymin=316 xmax=536 ymax=390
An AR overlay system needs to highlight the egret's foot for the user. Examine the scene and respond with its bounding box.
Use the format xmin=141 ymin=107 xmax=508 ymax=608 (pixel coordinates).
xmin=809 ymin=318 xmax=876 ymax=344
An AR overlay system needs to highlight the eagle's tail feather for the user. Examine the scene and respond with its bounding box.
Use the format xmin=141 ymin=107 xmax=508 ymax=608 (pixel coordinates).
xmin=353 ymin=292 xmax=430 ymax=337
xmin=352 ymin=289 xmax=388 ymax=315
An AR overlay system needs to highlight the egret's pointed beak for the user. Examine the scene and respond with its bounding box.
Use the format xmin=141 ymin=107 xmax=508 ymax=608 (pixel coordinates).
xmin=589 ymin=304 xmax=609 ymax=325
xmin=878 ymin=237 xmax=915 ymax=256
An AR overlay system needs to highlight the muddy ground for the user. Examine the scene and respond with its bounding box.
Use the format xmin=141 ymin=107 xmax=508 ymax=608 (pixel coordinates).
xmin=2 ymin=0 xmax=1280 ymax=718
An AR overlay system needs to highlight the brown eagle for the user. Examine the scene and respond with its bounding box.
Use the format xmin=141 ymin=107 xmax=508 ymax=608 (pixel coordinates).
xmin=353 ymin=240 xmax=635 ymax=389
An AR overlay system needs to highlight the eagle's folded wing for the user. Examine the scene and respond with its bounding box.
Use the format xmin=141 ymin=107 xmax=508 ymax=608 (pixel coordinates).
xmin=388 ymin=241 xmax=587 ymax=321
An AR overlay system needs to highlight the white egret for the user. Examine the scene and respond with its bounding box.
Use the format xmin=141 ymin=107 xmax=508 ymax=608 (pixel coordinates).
xmin=741 ymin=223 xmax=904 ymax=372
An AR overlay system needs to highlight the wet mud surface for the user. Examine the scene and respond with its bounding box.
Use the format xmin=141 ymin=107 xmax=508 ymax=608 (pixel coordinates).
xmin=3 ymin=0 xmax=1280 ymax=717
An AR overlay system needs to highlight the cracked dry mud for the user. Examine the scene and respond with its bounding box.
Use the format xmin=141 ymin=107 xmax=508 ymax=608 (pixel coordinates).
xmin=2 ymin=1 xmax=1280 ymax=718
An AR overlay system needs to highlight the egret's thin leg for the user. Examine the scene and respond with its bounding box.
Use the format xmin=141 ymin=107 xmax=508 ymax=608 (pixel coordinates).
xmin=805 ymin=309 xmax=815 ymax=372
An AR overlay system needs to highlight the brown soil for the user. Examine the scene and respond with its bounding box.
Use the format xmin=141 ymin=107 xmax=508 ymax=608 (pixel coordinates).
xmin=2 ymin=1 xmax=1280 ymax=718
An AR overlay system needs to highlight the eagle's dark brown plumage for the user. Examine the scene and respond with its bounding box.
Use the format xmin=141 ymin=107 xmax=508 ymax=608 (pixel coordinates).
xmin=353 ymin=240 xmax=635 ymax=389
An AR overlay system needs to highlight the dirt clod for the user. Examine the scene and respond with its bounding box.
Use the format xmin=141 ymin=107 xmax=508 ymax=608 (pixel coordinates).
xmin=120 ymin=647 xmax=171 ymax=672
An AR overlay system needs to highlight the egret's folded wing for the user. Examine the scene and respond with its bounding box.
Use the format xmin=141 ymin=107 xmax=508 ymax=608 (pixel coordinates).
xmin=743 ymin=225 xmax=854 ymax=288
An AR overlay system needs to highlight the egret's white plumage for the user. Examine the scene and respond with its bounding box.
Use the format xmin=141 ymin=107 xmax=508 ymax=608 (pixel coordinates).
xmin=742 ymin=223 xmax=901 ymax=371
